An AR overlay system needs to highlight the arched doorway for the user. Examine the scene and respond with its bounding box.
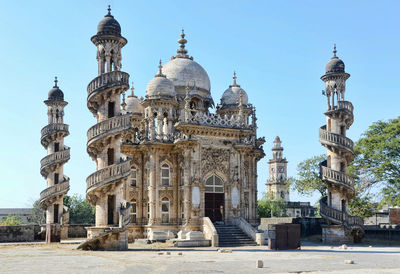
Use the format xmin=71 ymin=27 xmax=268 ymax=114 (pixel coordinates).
xmin=204 ymin=175 xmax=224 ymax=222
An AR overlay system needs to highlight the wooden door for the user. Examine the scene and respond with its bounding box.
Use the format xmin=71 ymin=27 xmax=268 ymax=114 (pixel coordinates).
xmin=205 ymin=193 xmax=224 ymax=222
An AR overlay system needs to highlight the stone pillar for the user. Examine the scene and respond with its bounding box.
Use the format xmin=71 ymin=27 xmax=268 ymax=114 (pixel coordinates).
xmin=148 ymin=153 xmax=156 ymax=225
xmin=183 ymin=150 xmax=191 ymax=225
xmin=96 ymin=194 xmax=107 ymax=227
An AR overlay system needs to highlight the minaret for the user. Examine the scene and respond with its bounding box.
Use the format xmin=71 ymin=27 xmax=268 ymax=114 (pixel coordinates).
xmin=319 ymin=45 xmax=363 ymax=243
xmin=40 ymin=77 xmax=70 ymax=242
xmin=85 ymin=6 xmax=131 ymax=245
xmin=266 ymin=136 xmax=289 ymax=201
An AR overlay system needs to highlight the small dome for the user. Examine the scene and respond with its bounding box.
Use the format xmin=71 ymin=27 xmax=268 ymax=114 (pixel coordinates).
xmin=325 ymin=45 xmax=345 ymax=74
xmin=125 ymin=95 xmax=143 ymax=115
xmin=146 ymin=61 xmax=176 ymax=99
xmin=48 ymin=77 xmax=64 ymax=101
xmin=97 ymin=7 xmax=121 ymax=36
xmin=220 ymin=72 xmax=248 ymax=106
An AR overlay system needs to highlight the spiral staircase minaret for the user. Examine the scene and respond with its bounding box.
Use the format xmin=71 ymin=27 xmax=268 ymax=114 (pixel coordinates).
xmin=319 ymin=45 xmax=364 ymax=244
xmin=79 ymin=6 xmax=132 ymax=251
xmin=40 ymin=77 xmax=70 ymax=242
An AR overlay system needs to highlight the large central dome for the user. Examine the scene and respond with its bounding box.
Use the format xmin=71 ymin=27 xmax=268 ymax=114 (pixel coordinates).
xmin=163 ymin=58 xmax=211 ymax=93
xmin=162 ymin=30 xmax=211 ymax=97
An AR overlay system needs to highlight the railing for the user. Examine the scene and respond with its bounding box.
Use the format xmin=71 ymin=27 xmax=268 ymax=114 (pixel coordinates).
xmin=181 ymin=111 xmax=251 ymax=129
xmin=232 ymin=217 xmax=265 ymax=246
xmin=202 ymin=217 xmax=219 ymax=247
xmin=87 ymin=114 xmax=131 ymax=144
xmin=41 ymin=123 xmax=69 ymax=143
xmin=320 ymin=197 xmax=363 ymax=228
xmin=40 ymin=148 xmax=70 ymax=175
xmin=86 ymin=160 xmax=131 ymax=192
xmin=319 ymin=126 xmax=353 ymax=151
xmin=320 ymin=165 xmax=354 ymax=189
xmin=338 ymin=101 xmax=354 ymax=113
xmin=40 ymin=178 xmax=70 ymax=205
xmin=87 ymin=71 xmax=129 ymax=97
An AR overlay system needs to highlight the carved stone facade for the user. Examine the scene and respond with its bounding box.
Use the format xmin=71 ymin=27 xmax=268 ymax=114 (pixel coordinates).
xmin=82 ymin=8 xmax=264 ymax=243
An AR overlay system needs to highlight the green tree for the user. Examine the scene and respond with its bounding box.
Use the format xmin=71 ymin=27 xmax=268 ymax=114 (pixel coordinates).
xmin=0 ymin=214 xmax=23 ymax=226
xmin=351 ymin=117 xmax=400 ymax=207
xmin=64 ymin=194 xmax=95 ymax=224
xmin=30 ymin=199 xmax=45 ymax=225
xmin=293 ymin=155 xmax=326 ymax=197
xmin=258 ymin=192 xmax=287 ymax=218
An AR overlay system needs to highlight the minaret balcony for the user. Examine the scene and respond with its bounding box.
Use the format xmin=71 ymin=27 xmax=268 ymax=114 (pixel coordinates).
xmin=87 ymin=71 xmax=129 ymax=100
xmin=319 ymin=126 xmax=354 ymax=154
xmin=40 ymin=147 xmax=70 ymax=178
xmin=40 ymin=123 xmax=69 ymax=147
xmin=86 ymin=159 xmax=131 ymax=196
xmin=320 ymin=164 xmax=354 ymax=192
xmin=87 ymin=114 xmax=131 ymax=146
xmin=40 ymin=177 xmax=70 ymax=209
xmin=325 ymin=101 xmax=354 ymax=127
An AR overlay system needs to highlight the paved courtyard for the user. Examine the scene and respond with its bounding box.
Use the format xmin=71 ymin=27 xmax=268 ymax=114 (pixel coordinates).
xmin=1 ymin=242 xmax=400 ymax=273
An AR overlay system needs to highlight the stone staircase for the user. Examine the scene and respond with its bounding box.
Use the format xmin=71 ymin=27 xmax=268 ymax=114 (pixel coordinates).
xmin=214 ymin=223 xmax=257 ymax=247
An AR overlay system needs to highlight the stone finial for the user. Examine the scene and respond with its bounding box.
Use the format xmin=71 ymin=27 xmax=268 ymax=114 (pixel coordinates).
xmin=176 ymin=29 xmax=189 ymax=58
xmin=155 ymin=59 xmax=166 ymax=77
xmin=53 ymin=76 xmax=58 ymax=88
xmin=333 ymin=44 xmax=337 ymax=58
xmin=107 ymin=5 xmax=111 ymax=15
xmin=129 ymin=81 xmax=135 ymax=97
xmin=121 ymin=92 xmax=126 ymax=111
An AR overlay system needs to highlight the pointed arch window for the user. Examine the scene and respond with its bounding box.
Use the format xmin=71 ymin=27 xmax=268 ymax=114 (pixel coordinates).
xmin=205 ymin=175 xmax=224 ymax=193
xmin=161 ymin=164 xmax=170 ymax=186
xmin=130 ymin=199 xmax=137 ymax=223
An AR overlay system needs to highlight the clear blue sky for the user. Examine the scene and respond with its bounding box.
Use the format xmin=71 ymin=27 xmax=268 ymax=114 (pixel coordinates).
xmin=0 ymin=0 xmax=399 ymax=208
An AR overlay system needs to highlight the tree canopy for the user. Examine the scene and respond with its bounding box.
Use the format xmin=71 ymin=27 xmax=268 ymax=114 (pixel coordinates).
xmin=292 ymin=117 xmax=400 ymax=218
xmin=63 ymin=194 xmax=95 ymax=224
xmin=258 ymin=192 xmax=287 ymax=218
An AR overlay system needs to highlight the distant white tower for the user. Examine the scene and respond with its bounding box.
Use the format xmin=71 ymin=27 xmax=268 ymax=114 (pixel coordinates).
xmin=266 ymin=136 xmax=289 ymax=201
xmin=40 ymin=77 xmax=70 ymax=242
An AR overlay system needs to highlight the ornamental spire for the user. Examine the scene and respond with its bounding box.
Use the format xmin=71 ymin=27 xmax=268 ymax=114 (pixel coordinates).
xmin=333 ymin=43 xmax=337 ymax=58
xmin=155 ymin=59 xmax=165 ymax=77
xmin=107 ymin=5 xmax=111 ymax=15
xmin=176 ymin=29 xmax=189 ymax=58
xmin=230 ymin=71 xmax=240 ymax=88
xmin=129 ymin=81 xmax=135 ymax=97
xmin=54 ymin=76 xmax=58 ymax=88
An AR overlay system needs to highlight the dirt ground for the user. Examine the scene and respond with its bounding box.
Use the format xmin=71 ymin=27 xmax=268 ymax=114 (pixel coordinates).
xmin=1 ymin=242 xmax=400 ymax=273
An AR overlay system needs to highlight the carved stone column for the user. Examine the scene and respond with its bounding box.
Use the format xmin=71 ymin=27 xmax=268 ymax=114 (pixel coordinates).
xmin=183 ymin=150 xmax=191 ymax=226
xmin=148 ymin=153 xmax=155 ymax=225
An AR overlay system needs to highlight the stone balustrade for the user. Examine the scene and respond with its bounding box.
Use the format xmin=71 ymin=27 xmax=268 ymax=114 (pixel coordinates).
xmin=40 ymin=178 xmax=70 ymax=206
xmin=86 ymin=160 xmax=131 ymax=193
xmin=87 ymin=114 xmax=131 ymax=145
xmin=87 ymin=71 xmax=129 ymax=97
xmin=320 ymin=165 xmax=354 ymax=190
xmin=182 ymin=111 xmax=250 ymax=129
xmin=338 ymin=100 xmax=354 ymax=113
xmin=320 ymin=197 xmax=363 ymax=228
xmin=40 ymin=148 xmax=70 ymax=177
xmin=40 ymin=123 xmax=69 ymax=145
xmin=119 ymin=202 xmax=131 ymax=228
xmin=319 ymin=126 xmax=353 ymax=151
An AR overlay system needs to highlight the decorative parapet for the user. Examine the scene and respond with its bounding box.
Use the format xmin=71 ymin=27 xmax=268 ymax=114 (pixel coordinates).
xmin=319 ymin=126 xmax=353 ymax=152
xmin=320 ymin=197 xmax=363 ymax=228
xmin=320 ymin=164 xmax=354 ymax=191
xmin=87 ymin=114 xmax=131 ymax=145
xmin=40 ymin=123 xmax=69 ymax=146
xmin=180 ymin=111 xmax=250 ymax=129
xmin=40 ymin=178 xmax=70 ymax=208
xmin=86 ymin=160 xmax=131 ymax=194
xmin=40 ymin=148 xmax=71 ymax=177
xmin=87 ymin=71 xmax=129 ymax=98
